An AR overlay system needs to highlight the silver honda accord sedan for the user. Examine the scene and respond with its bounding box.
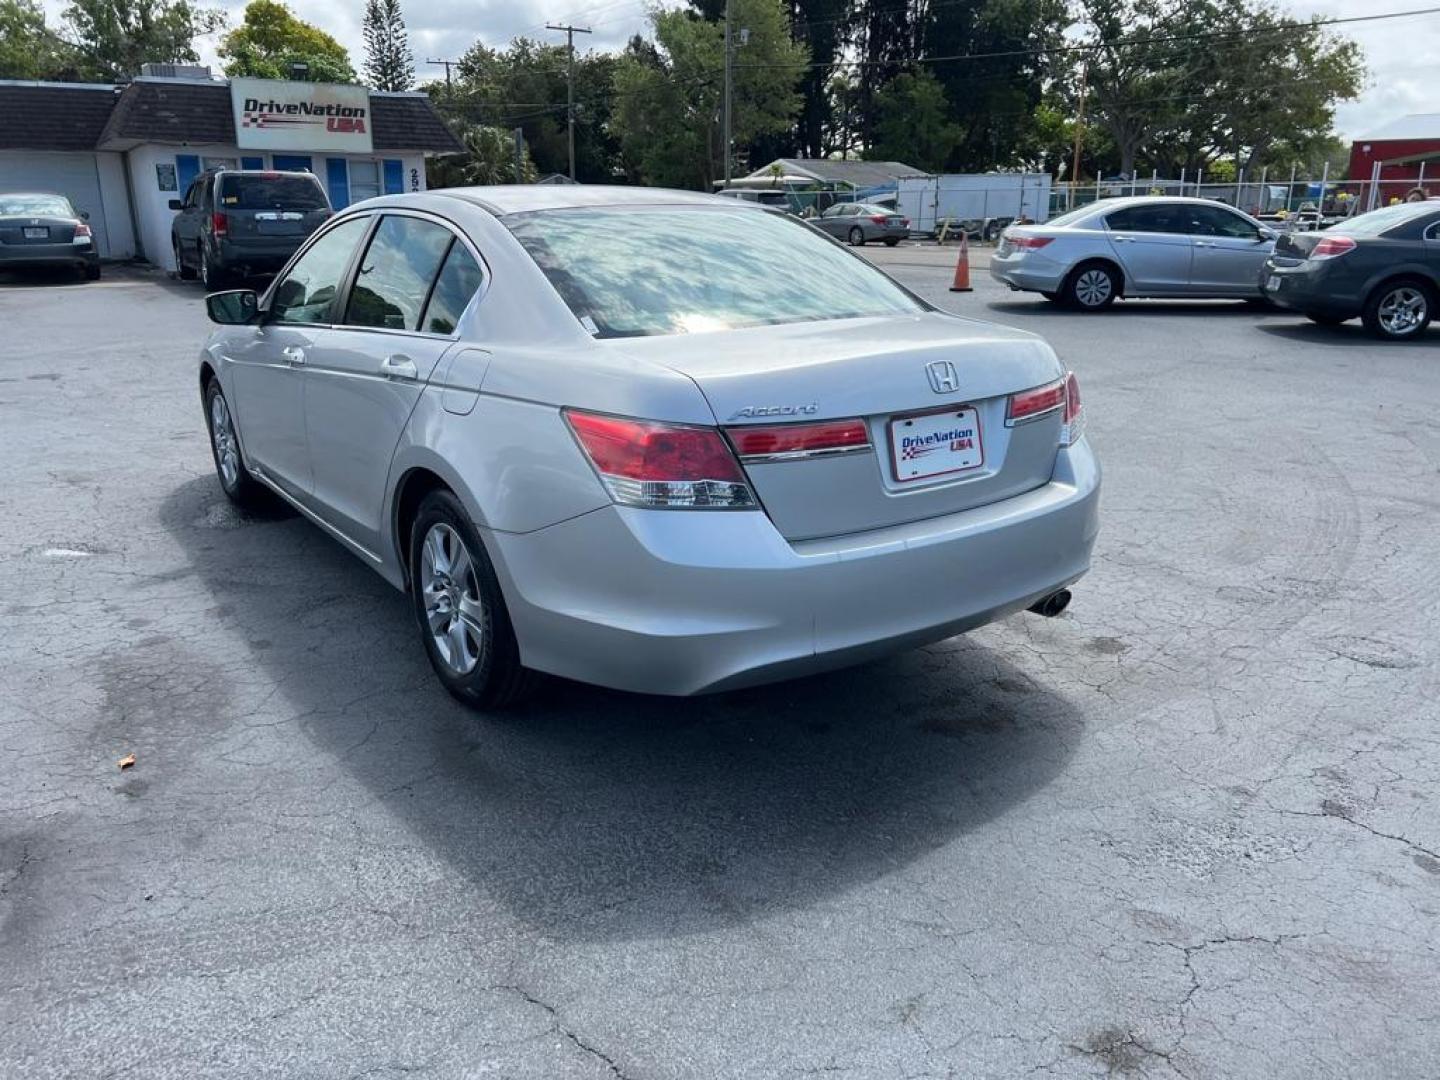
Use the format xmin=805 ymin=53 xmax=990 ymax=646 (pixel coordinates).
xmin=990 ymin=196 xmax=1277 ymax=309
xmin=197 ymin=186 xmax=1100 ymax=707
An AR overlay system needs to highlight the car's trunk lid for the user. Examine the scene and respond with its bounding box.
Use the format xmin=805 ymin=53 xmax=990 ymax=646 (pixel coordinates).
xmin=1271 ymin=229 xmax=1322 ymax=264
xmin=608 ymin=313 xmax=1067 ymax=541
xmin=0 ymin=215 xmax=76 ymax=245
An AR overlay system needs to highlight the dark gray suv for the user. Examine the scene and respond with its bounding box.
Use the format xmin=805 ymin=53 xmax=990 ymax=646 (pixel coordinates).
xmin=170 ymin=169 xmax=332 ymax=288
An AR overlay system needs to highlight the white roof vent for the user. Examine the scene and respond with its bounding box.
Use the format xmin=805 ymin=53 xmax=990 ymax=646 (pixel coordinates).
xmin=138 ymin=63 xmax=213 ymax=80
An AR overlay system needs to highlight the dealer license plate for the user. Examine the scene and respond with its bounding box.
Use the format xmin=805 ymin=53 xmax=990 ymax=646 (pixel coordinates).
xmin=23 ymin=227 xmax=48 ymax=239
xmin=890 ymin=406 xmax=984 ymax=482
xmin=1266 ymin=275 xmax=1281 ymax=291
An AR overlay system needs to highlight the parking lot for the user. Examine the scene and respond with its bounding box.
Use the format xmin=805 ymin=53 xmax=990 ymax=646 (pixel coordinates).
xmin=2 ymin=251 xmax=1438 ymax=1079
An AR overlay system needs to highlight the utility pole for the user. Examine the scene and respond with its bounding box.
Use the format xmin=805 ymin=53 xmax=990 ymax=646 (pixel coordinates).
xmin=547 ymin=23 xmax=591 ymax=181
xmin=1069 ymin=60 xmax=1089 ymax=209
xmin=723 ymin=0 xmax=732 ymax=189
xmin=514 ymin=127 xmax=525 ymax=184
xmin=425 ymin=58 xmax=457 ymax=95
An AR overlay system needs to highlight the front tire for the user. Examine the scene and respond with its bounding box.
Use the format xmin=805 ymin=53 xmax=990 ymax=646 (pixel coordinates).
xmin=1362 ymin=279 xmax=1432 ymax=340
xmin=203 ymin=379 xmax=266 ymax=509
xmin=173 ymin=238 xmax=196 ymax=280
xmin=1061 ymin=262 xmax=1119 ymax=310
xmin=410 ymin=491 xmax=535 ymax=710
xmin=848 ymin=226 xmax=866 ymax=246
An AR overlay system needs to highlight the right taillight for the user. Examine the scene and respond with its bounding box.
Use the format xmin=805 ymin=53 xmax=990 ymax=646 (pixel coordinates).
xmin=1310 ymin=235 xmax=1355 ymax=260
xmin=565 ymin=409 xmax=757 ymax=509
xmin=1062 ymin=371 xmax=1084 ymax=446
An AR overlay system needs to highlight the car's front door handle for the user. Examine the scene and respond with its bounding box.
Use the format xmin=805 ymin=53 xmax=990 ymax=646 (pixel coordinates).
xmin=380 ymin=354 xmax=418 ymax=380
xmin=1194 ymin=240 xmax=1214 ymax=247
xmin=282 ymin=345 xmax=306 ymax=366
xmin=1112 ymin=234 xmax=1134 ymax=243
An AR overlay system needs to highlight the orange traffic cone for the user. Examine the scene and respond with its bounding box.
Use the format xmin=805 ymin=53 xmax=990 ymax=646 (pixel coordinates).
xmin=949 ymin=232 xmax=973 ymax=293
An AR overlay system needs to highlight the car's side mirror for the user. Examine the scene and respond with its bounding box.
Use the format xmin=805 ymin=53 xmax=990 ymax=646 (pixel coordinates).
xmin=206 ymin=289 xmax=259 ymax=325
xmin=168 ymin=199 xmax=183 ymax=211
xmin=79 ymin=210 xmax=90 ymax=221
xmin=1257 ymin=226 xmax=1277 ymax=242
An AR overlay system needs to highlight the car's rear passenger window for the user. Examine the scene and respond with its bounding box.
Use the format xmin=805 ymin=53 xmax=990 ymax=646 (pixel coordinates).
xmin=344 ymin=215 xmax=454 ymax=331
xmin=419 ymin=242 xmax=483 ymax=335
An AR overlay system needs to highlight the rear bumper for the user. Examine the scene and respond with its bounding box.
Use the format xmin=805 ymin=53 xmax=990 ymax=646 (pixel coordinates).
xmin=486 ymin=440 xmax=1101 ymax=695
xmin=0 ymin=242 xmax=97 ymax=267
xmin=989 ymin=252 xmax=1066 ymax=292
xmin=217 ymin=237 xmax=306 ymax=271
xmin=1258 ymin=260 xmax=1361 ymax=318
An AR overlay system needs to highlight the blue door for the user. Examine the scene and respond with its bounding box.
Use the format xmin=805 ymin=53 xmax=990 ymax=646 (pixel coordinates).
xmin=325 ymin=158 xmax=350 ymax=209
xmin=175 ymin=153 xmax=201 ymax=193
xmin=272 ymin=155 xmax=313 ymax=173
xmin=240 ymin=156 xmax=265 ymax=170
xmin=383 ymin=159 xmax=404 ymax=194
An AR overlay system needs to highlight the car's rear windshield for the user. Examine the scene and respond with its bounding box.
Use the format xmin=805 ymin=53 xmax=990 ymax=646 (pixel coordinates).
xmin=503 ymin=205 xmax=926 ymax=338
xmin=1329 ymin=203 xmax=1434 ymax=236
xmin=0 ymin=194 xmax=74 ymax=217
xmin=219 ymin=174 xmax=328 ymax=211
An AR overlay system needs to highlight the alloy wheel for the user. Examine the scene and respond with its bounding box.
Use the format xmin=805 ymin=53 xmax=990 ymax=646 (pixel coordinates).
xmin=209 ymin=392 xmax=240 ymax=490
xmin=1378 ymin=287 xmax=1426 ymax=336
xmin=420 ymin=523 xmax=485 ymax=676
xmin=1074 ymin=269 xmax=1113 ymax=308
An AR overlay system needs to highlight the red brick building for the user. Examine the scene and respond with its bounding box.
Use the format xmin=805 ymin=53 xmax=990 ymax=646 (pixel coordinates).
xmin=1347 ymin=114 xmax=1440 ymax=187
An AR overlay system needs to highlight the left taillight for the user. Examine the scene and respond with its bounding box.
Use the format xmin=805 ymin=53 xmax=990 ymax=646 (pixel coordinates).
xmin=74 ymin=222 xmax=92 ymax=238
xmin=565 ymin=410 xmax=757 ymax=509
xmin=211 ymin=211 xmax=229 ymax=237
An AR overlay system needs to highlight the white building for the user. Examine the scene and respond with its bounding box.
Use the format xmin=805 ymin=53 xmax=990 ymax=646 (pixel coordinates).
xmin=0 ymin=69 xmax=461 ymax=270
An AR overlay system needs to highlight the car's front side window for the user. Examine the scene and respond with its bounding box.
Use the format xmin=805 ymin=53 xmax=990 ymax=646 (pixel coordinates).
xmin=342 ymin=215 xmax=455 ymax=332
xmin=270 ymin=216 xmax=371 ymax=325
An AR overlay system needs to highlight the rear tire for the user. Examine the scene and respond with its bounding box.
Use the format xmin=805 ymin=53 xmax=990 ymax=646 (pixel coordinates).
xmin=84 ymin=263 xmax=100 ymax=281
xmin=1040 ymin=291 xmax=1058 ymax=302
xmin=1361 ymin=278 xmax=1432 ymax=340
xmin=203 ymin=378 xmax=267 ymax=510
xmin=173 ymin=238 xmax=196 ymax=280
xmin=200 ymin=247 xmax=226 ymax=290
xmin=1305 ymin=312 xmax=1346 ymax=327
xmin=848 ymin=226 xmax=866 ymax=247
xmin=1060 ymin=262 xmax=1119 ymax=310
xmin=883 ymin=237 xmax=900 ymax=247
xmin=409 ymin=490 xmax=536 ymax=710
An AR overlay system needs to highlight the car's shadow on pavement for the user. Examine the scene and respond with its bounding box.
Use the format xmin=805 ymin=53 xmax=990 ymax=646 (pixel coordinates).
xmin=1255 ymin=322 xmax=1436 ymax=347
xmin=986 ymin=298 xmax=1272 ymax=317
xmin=0 ymin=267 xmax=89 ymax=288
xmin=160 ymin=475 xmax=1084 ymax=943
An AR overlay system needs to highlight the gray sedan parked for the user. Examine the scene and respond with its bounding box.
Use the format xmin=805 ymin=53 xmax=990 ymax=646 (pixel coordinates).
xmin=813 ymin=202 xmax=910 ymax=246
xmin=991 ymin=196 xmax=1277 ymax=309
xmin=198 ymin=187 xmax=1099 ymax=707
xmin=0 ymin=192 xmax=100 ymax=279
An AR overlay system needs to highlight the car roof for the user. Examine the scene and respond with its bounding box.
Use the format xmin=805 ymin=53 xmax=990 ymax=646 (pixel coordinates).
xmin=1081 ymin=195 xmax=1248 ymax=211
xmin=433 ymin=184 xmax=743 ymax=216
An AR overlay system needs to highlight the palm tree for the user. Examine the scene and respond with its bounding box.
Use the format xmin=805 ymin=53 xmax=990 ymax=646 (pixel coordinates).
xmin=428 ymin=122 xmax=537 ymax=188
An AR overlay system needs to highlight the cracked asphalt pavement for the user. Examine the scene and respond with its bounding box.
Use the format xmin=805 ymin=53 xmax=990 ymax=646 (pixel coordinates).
xmin=2 ymin=254 xmax=1437 ymax=1079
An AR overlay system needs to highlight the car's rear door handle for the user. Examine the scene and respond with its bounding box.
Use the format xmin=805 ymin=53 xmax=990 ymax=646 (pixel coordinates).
xmin=380 ymin=354 xmax=418 ymax=380
xmin=282 ymin=345 xmax=306 ymax=366
xmin=1194 ymin=240 xmax=1214 ymax=247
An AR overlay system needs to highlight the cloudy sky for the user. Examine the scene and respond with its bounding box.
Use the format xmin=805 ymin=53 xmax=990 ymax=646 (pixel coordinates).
xmin=42 ymin=0 xmax=1440 ymax=140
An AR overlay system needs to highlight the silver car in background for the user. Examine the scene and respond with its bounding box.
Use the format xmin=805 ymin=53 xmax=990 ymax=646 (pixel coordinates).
xmin=991 ymin=196 xmax=1278 ymax=309
xmin=198 ymin=186 xmax=1100 ymax=708
xmin=812 ymin=202 xmax=911 ymax=246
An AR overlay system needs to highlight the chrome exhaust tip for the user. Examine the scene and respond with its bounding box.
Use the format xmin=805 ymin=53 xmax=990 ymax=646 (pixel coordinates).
xmin=1027 ymin=589 xmax=1072 ymax=618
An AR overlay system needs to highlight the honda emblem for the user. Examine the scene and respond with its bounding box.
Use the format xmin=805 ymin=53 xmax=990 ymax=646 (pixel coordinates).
xmin=926 ymin=360 xmax=960 ymax=394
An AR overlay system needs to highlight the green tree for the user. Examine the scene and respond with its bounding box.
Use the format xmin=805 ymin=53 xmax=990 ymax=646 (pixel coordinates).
xmin=426 ymin=122 xmax=536 ymax=187
xmin=218 ymin=0 xmax=355 ymax=83
xmin=0 ymin=0 xmax=78 ymax=80
xmin=1069 ymin=0 xmax=1363 ymax=179
xmin=437 ymin=37 xmax=619 ymax=183
xmin=611 ymin=0 xmax=806 ymax=189
xmin=867 ymin=70 xmax=960 ymax=173
xmin=362 ymin=0 xmax=413 ymax=91
xmin=62 ymin=0 xmax=225 ymax=81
